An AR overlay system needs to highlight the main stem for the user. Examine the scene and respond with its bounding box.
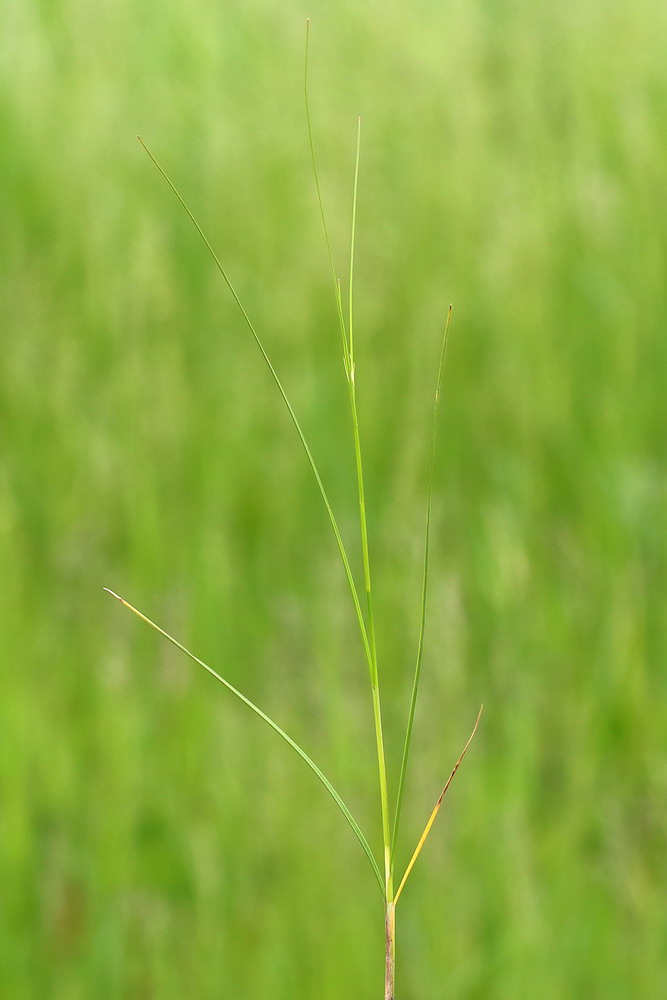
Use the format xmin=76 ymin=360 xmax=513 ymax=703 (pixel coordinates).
xmin=343 ymin=120 xmax=392 ymax=900
xmin=348 ymin=377 xmax=392 ymax=875
xmin=344 ymin=120 xmax=394 ymax=998
xmin=349 ymin=373 xmax=395 ymax=991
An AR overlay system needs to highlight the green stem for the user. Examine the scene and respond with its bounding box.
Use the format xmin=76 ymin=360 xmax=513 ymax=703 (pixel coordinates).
xmin=346 ymin=121 xmax=392 ymax=897
xmin=349 ymin=375 xmax=392 ymax=890
xmin=304 ymin=29 xmax=392 ymax=897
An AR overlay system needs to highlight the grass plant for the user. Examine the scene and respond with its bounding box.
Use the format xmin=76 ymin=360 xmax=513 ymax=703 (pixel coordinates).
xmin=4 ymin=2 xmax=667 ymax=996
xmin=106 ymin=24 xmax=481 ymax=997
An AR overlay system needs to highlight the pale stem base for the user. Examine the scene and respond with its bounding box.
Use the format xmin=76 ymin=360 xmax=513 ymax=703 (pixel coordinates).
xmin=385 ymin=902 xmax=396 ymax=1000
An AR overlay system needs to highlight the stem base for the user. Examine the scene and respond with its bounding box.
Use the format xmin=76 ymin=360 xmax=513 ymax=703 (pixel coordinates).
xmin=385 ymin=902 xmax=395 ymax=1000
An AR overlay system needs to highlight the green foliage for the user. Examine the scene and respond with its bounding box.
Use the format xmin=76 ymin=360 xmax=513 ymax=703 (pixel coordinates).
xmin=2 ymin=0 xmax=667 ymax=997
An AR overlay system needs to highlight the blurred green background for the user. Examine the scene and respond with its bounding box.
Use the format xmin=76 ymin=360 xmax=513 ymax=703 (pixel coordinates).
xmin=2 ymin=0 xmax=666 ymax=996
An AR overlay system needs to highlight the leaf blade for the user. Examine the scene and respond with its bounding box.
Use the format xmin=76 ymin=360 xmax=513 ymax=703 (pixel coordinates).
xmin=104 ymin=588 xmax=385 ymax=896
xmin=394 ymin=704 xmax=483 ymax=905
xmin=391 ymin=306 xmax=453 ymax=867
xmin=136 ymin=136 xmax=374 ymax=680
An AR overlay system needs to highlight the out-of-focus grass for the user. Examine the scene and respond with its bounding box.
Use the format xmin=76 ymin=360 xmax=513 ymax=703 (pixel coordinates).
xmin=1 ymin=1 xmax=666 ymax=997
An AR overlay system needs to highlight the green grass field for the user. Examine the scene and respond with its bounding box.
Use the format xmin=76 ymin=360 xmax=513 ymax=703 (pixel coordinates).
xmin=2 ymin=1 xmax=666 ymax=996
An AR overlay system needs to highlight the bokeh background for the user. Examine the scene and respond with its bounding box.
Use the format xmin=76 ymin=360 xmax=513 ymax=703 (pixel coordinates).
xmin=2 ymin=0 xmax=666 ymax=997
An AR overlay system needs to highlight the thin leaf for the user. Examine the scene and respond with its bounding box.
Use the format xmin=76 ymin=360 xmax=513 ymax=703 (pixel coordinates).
xmin=348 ymin=116 xmax=361 ymax=365
xmin=104 ymin=588 xmax=385 ymax=896
xmin=393 ymin=704 xmax=483 ymax=905
xmin=304 ymin=20 xmax=349 ymax=369
xmin=391 ymin=306 xmax=453 ymax=867
xmin=136 ymin=136 xmax=372 ymax=675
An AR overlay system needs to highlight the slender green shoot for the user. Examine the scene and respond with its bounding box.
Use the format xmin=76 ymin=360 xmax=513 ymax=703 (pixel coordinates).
xmin=103 ymin=588 xmax=385 ymax=895
xmin=304 ymin=19 xmax=349 ymax=370
xmin=348 ymin=116 xmax=361 ymax=365
xmin=136 ymin=137 xmax=373 ymax=675
xmin=305 ymin=23 xmax=392 ymax=898
xmin=344 ymin=116 xmax=392 ymax=896
xmin=391 ymin=305 xmax=453 ymax=866
xmin=394 ymin=704 xmax=483 ymax=904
